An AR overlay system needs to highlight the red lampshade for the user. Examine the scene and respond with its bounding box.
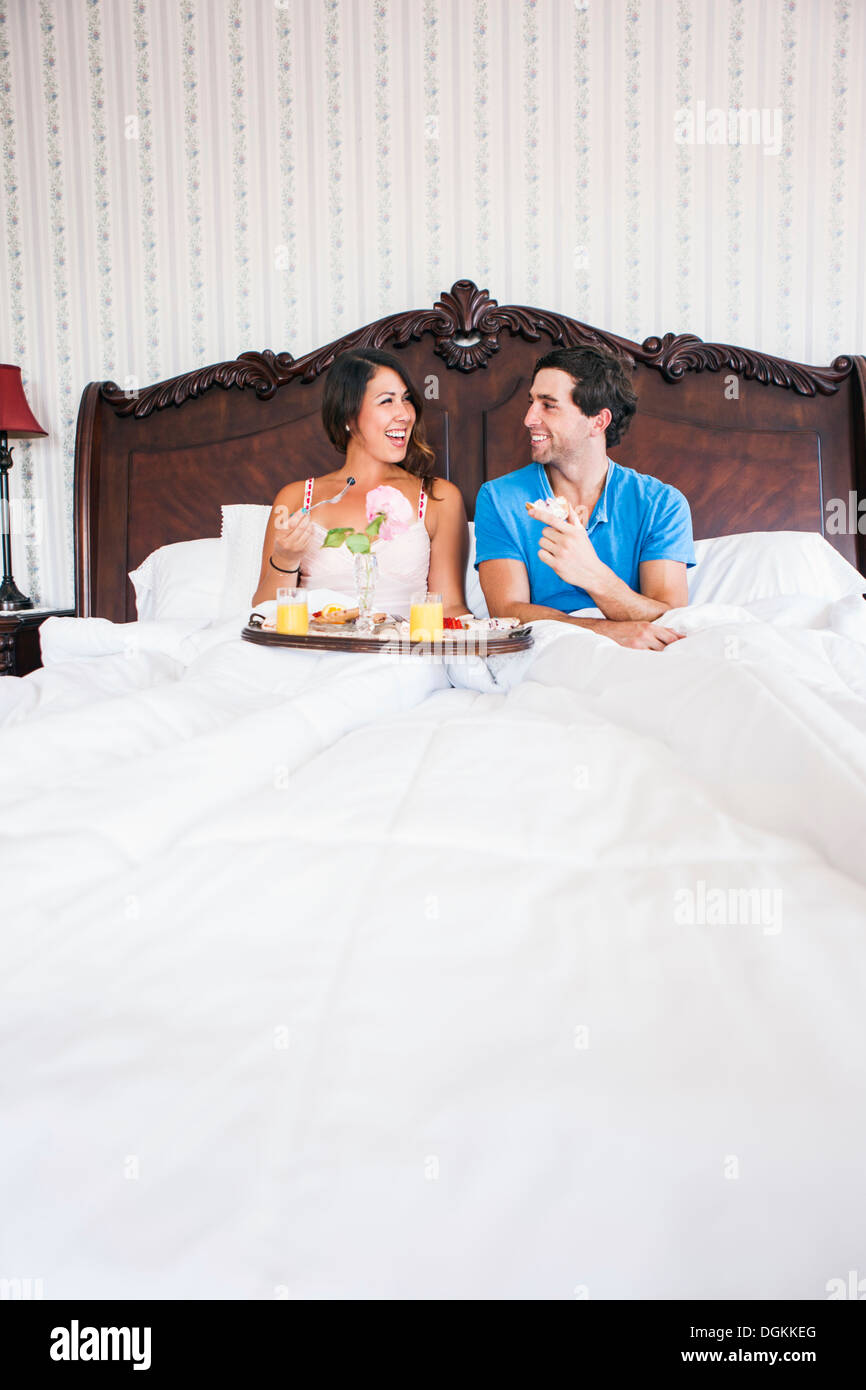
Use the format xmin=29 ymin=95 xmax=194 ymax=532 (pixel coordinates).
xmin=0 ymin=364 xmax=47 ymax=437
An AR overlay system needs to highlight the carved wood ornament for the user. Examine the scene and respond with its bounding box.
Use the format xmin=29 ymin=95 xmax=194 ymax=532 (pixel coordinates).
xmin=100 ymin=279 xmax=854 ymax=419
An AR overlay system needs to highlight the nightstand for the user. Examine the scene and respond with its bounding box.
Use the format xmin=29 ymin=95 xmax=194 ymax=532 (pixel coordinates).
xmin=0 ymin=608 xmax=75 ymax=677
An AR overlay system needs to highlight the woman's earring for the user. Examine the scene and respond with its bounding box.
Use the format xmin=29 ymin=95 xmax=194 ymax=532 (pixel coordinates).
xmin=345 ymin=425 xmax=350 ymax=432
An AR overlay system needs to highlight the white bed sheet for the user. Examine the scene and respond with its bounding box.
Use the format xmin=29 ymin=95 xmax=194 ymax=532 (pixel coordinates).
xmin=2 ymin=598 xmax=865 ymax=1299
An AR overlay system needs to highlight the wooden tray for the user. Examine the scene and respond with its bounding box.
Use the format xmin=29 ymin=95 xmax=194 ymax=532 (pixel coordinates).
xmin=241 ymin=621 xmax=534 ymax=656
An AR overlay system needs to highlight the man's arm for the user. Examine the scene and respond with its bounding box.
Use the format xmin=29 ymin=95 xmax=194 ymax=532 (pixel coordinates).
xmin=534 ymin=507 xmax=688 ymax=620
xmin=478 ymin=558 xmax=684 ymax=650
xmin=581 ymin=557 xmax=689 ymax=621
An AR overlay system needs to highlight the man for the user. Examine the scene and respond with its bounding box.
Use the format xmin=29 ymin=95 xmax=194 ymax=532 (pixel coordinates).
xmin=474 ymin=346 xmax=695 ymax=649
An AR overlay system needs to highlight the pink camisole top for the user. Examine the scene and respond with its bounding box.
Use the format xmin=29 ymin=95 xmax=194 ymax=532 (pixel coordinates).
xmin=298 ymin=477 xmax=431 ymax=614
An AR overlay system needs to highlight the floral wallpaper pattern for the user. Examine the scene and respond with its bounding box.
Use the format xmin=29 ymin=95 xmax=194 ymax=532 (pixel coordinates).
xmin=0 ymin=0 xmax=863 ymax=606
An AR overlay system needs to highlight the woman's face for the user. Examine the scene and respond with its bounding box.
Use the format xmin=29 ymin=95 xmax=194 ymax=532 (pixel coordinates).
xmin=349 ymin=367 xmax=416 ymax=463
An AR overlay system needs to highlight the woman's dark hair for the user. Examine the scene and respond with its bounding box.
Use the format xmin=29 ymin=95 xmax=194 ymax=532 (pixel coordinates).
xmin=321 ymin=348 xmax=437 ymax=494
xmin=532 ymin=346 xmax=637 ymax=447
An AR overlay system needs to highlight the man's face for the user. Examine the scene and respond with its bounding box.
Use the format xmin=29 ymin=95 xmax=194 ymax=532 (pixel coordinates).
xmin=523 ymin=367 xmax=601 ymax=465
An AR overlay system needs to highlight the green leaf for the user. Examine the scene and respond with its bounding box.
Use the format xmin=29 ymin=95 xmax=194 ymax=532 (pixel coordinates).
xmin=365 ymin=513 xmax=385 ymax=539
xmin=323 ymin=527 xmax=354 ymax=548
xmin=345 ymin=532 xmax=371 ymax=554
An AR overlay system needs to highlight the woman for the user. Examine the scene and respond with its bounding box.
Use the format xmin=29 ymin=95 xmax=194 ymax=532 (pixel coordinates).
xmin=253 ymin=348 xmax=468 ymax=616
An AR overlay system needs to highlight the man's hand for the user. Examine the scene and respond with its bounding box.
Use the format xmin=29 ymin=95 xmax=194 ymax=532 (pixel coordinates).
xmin=533 ymin=504 xmax=601 ymax=590
xmin=598 ymin=620 xmax=684 ymax=650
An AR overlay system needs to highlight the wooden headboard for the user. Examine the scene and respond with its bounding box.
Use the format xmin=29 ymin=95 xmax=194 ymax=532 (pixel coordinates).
xmin=74 ymin=280 xmax=866 ymax=622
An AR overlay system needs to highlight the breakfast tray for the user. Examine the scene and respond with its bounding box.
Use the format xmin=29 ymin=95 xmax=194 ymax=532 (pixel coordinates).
xmin=241 ymin=618 xmax=534 ymax=657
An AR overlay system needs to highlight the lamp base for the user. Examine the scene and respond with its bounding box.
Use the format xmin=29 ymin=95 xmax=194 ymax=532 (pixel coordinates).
xmin=0 ymin=574 xmax=33 ymax=611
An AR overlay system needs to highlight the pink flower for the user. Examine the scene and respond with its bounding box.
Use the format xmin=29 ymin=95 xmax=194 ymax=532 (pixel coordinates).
xmin=365 ymin=485 xmax=414 ymax=541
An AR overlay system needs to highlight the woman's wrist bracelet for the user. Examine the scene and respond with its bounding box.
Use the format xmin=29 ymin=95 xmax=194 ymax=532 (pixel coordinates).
xmin=269 ymin=555 xmax=301 ymax=575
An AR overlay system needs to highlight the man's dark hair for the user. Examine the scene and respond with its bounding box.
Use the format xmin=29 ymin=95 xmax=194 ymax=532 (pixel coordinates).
xmin=532 ymin=346 xmax=637 ymax=448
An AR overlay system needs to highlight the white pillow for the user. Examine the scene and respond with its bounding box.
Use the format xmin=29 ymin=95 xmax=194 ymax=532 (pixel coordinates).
xmin=688 ymin=531 xmax=865 ymax=606
xmin=465 ymin=521 xmax=488 ymax=618
xmin=217 ymin=504 xmax=272 ymax=618
xmin=217 ymin=503 xmax=490 ymax=619
xmin=129 ymin=537 xmax=225 ymax=623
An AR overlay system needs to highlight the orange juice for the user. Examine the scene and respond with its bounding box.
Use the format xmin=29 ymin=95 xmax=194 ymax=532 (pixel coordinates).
xmin=409 ymin=599 xmax=444 ymax=641
xmin=276 ymin=598 xmax=309 ymax=635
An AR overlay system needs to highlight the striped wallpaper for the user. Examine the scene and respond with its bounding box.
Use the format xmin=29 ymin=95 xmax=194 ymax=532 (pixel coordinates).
xmin=0 ymin=0 xmax=864 ymax=606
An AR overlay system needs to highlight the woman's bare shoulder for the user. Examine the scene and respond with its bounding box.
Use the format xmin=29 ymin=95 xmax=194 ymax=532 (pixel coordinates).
xmin=427 ymin=477 xmax=466 ymax=511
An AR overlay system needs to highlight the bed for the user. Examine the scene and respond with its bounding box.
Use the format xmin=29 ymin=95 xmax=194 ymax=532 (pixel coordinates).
xmin=2 ymin=281 xmax=866 ymax=1300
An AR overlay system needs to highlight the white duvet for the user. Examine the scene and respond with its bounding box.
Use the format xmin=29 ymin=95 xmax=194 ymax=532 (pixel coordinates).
xmin=2 ymin=596 xmax=866 ymax=1299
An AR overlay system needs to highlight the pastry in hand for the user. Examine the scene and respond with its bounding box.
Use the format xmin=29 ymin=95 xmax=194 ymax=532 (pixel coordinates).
xmin=526 ymin=495 xmax=569 ymax=520
xmin=526 ymin=497 xmax=590 ymax=526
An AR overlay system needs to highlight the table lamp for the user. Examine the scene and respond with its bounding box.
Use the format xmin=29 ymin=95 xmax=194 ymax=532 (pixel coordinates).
xmin=0 ymin=364 xmax=47 ymax=610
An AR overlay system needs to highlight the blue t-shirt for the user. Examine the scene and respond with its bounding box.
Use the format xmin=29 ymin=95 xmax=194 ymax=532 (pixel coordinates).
xmin=473 ymin=460 xmax=695 ymax=612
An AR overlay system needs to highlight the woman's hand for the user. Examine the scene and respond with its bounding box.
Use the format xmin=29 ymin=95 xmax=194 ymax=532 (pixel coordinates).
xmin=271 ymin=505 xmax=314 ymax=569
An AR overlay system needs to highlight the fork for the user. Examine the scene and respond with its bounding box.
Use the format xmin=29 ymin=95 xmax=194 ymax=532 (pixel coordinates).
xmin=304 ymin=476 xmax=356 ymax=513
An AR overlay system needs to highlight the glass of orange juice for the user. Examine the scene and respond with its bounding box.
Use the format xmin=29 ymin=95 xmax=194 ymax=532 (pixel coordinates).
xmin=276 ymin=587 xmax=309 ymax=636
xmin=409 ymin=590 xmax=444 ymax=641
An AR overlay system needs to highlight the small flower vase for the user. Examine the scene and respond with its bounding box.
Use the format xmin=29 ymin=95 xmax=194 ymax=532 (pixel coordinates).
xmin=353 ymin=551 xmax=379 ymax=631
